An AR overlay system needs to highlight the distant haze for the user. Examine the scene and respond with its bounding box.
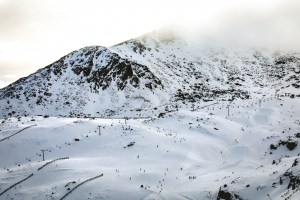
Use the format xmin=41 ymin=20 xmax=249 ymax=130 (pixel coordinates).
xmin=0 ymin=0 xmax=299 ymax=88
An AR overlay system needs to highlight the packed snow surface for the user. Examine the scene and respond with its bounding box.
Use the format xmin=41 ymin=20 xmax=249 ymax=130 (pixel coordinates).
xmin=0 ymin=95 xmax=299 ymax=200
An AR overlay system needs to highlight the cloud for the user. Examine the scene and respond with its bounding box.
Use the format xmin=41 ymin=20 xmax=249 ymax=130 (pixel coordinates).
xmin=221 ymin=0 xmax=300 ymax=51
xmin=0 ymin=0 xmax=59 ymax=40
xmin=0 ymin=0 xmax=27 ymax=38
xmin=181 ymin=0 xmax=300 ymax=52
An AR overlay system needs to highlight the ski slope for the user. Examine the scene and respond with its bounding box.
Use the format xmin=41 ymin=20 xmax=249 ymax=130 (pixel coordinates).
xmin=0 ymin=95 xmax=299 ymax=200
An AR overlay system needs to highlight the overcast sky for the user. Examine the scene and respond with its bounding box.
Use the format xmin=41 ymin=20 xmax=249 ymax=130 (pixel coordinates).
xmin=0 ymin=0 xmax=299 ymax=88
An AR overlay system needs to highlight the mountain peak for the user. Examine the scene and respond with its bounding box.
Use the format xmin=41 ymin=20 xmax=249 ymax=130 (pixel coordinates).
xmin=0 ymin=33 xmax=299 ymax=118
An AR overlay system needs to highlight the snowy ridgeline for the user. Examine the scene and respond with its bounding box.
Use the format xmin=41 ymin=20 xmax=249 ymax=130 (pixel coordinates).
xmin=0 ymin=96 xmax=299 ymax=200
xmin=0 ymin=30 xmax=300 ymax=118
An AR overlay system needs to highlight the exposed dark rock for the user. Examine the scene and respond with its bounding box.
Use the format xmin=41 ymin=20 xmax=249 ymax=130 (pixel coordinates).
xmin=271 ymin=139 xmax=298 ymax=151
xmin=217 ymin=190 xmax=232 ymax=200
xmin=287 ymin=176 xmax=300 ymax=190
xmin=270 ymin=144 xmax=277 ymax=150
xmin=158 ymin=113 xmax=166 ymax=118
xmin=275 ymin=55 xmax=299 ymax=65
xmin=124 ymin=142 xmax=135 ymax=148
xmin=217 ymin=189 xmax=243 ymax=200
xmin=292 ymin=158 xmax=299 ymax=167
xmin=217 ymin=188 xmax=243 ymax=200
xmin=87 ymin=54 xmax=162 ymax=91
xmin=286 ymin=140 xmax=298 ymax=151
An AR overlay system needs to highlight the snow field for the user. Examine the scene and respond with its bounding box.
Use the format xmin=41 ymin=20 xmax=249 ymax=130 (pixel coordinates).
xmin=0 ymin=96 xmax=299 ymax=199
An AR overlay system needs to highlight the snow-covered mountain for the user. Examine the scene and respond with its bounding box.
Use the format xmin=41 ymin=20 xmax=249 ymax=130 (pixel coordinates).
xmin=0 ymin=30 xmax=299 ymax=118
xmin=0 ymin=29 xmax=300 ymax=200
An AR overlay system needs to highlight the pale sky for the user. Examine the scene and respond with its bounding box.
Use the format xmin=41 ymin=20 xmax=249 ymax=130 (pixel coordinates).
xmin=0 ymin=0 xmax=299 ymax=88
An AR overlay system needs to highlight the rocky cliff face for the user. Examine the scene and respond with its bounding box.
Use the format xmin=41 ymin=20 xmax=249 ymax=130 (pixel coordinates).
xmin=0 ymin=31 xmax=299 ymax=118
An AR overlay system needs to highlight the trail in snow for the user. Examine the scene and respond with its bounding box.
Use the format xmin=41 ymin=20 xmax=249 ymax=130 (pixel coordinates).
xmin=0 ymin=125 xmax=36 ymax=142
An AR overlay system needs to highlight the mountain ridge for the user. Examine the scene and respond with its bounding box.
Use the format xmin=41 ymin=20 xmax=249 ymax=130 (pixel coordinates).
xmin=0 ymin=30 xmax=300 ymax=200
xmin=0 ymin=32 xmax=299 ymax=118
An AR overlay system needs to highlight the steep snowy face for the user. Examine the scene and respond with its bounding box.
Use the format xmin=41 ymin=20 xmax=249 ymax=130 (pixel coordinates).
xmin=69 ymin=46 xmax=163 ymax=91
xmin=0 ymin=46 xmax=165 ymax=117
xmin=112 ymin=33 xmax=300 ymax=103
xmin=0 ymin=31 xmax=300 ymax=118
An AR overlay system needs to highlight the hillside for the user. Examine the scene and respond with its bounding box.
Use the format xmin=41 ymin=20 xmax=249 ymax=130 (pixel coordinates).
xmin=0 ymin=30 xmax=300 ymax=200
xmin=0 ymin=31 xmax=299 ymax=118
xmin=0 ymin=96 xmax=299 ymax=199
